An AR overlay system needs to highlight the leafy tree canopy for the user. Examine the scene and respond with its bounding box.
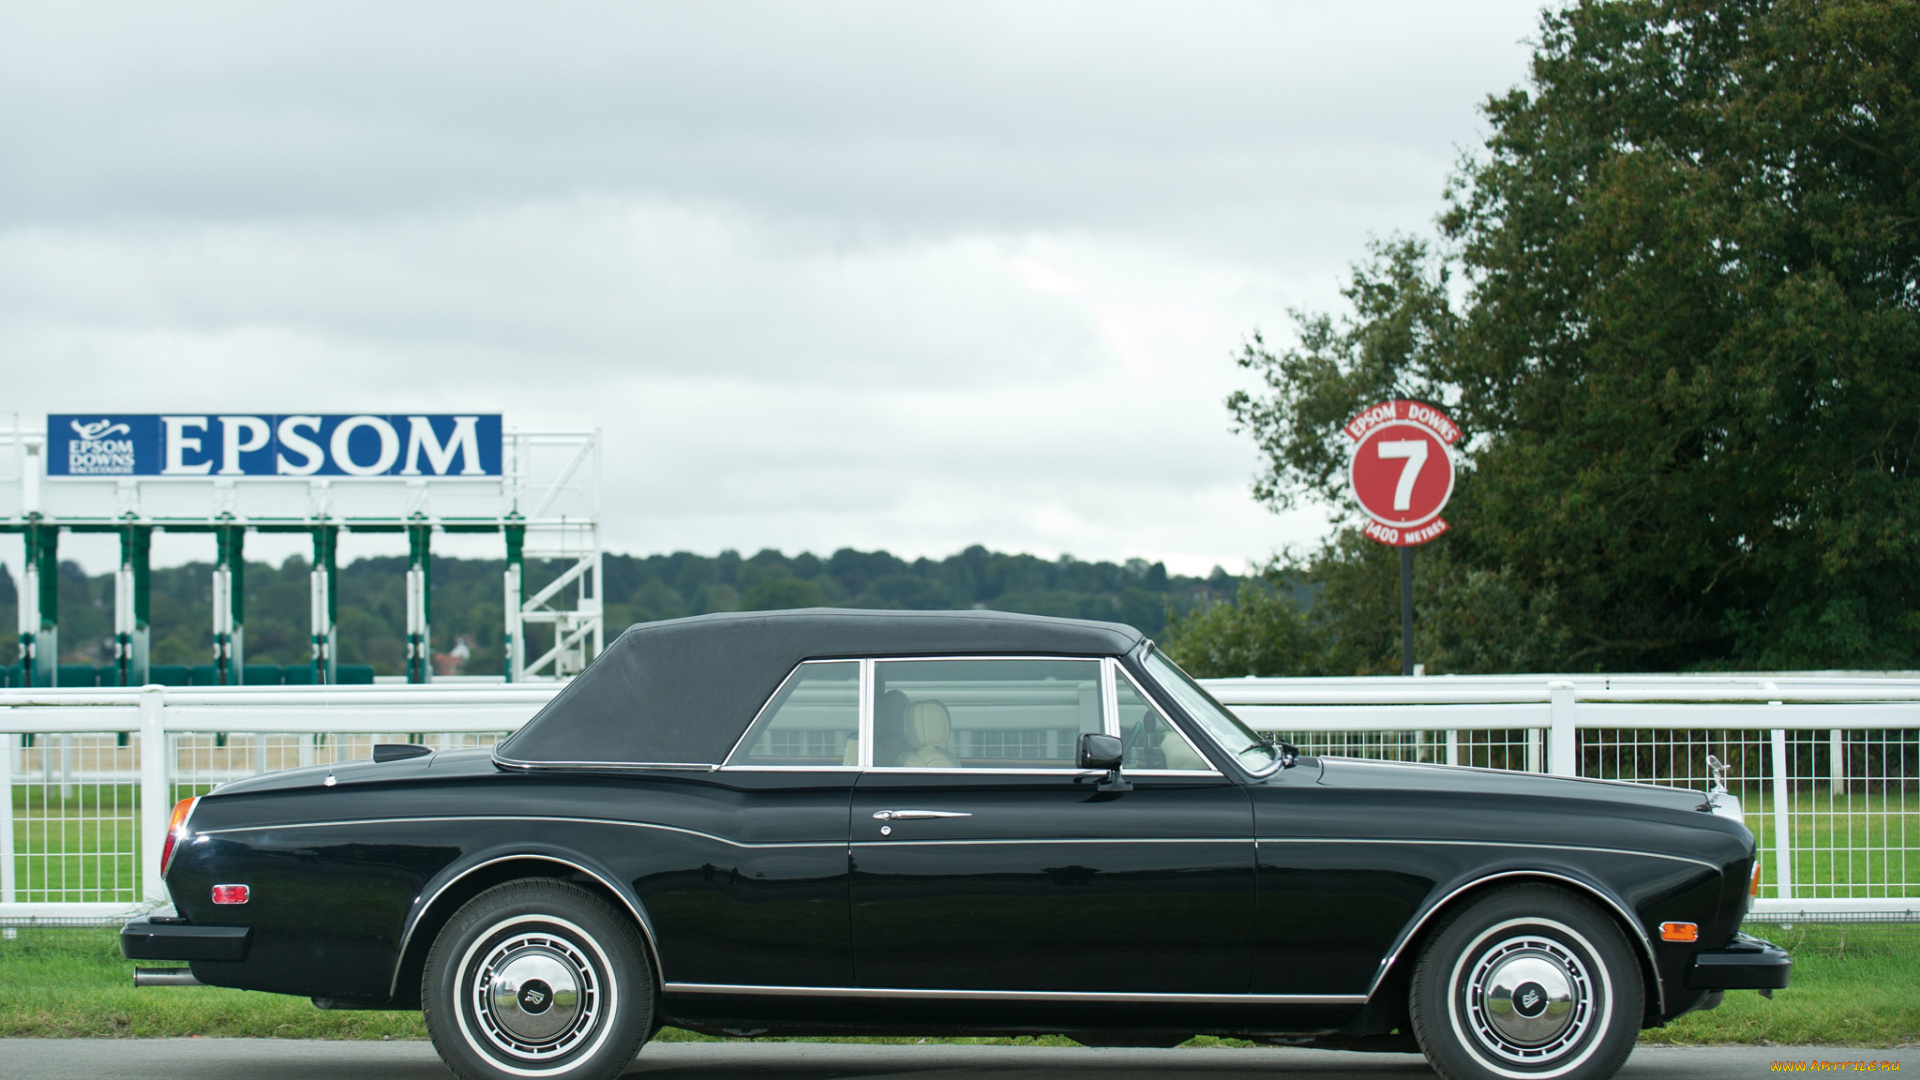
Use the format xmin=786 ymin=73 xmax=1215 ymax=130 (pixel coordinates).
xmin=1200 ymin=0 xmax=1919 ymax=675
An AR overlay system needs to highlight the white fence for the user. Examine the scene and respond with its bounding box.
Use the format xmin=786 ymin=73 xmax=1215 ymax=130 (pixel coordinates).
xmin=1 ymin=675 xmax=1914 ymax=921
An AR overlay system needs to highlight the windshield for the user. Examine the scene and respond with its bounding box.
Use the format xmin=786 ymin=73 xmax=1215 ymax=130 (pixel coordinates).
xmin=1140 ymin=648 xmax=1280 ymax=774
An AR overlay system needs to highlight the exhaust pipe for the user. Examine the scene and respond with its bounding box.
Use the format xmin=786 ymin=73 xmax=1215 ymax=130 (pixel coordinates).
xmin=134 ymin=967 xmax=203 ymax=987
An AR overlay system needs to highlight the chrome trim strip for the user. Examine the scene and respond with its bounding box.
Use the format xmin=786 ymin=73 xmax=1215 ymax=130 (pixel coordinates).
xmin=660 ymin=982 xmax=1366 ymax=1006
xmin=852 ymin=837 xmax=1247 ymax=847
xmin=719 ymin=766 xmax=861 ymax=772
xmin=492 ymin=757 xmax=717 ymax=772
xmin=1363 ymin=868 xmax=1666 ymax=1015
xmin=198 ymin=815 xmax=848 ymax=850
xmin=1256 ymin=836 xmax=1720 ymax=872
xmin=389 ymin=853 xmax=665 ymax=1000
xmin=858 ymin=658 xmax=875 ymax=770
xmin=1100 ymin=657 xmax=1121 ymax=739
xmin=863 ymin=767 xmax=1110 ymax=776
xmin=197 ymin=814 xmax=1250 ymax=849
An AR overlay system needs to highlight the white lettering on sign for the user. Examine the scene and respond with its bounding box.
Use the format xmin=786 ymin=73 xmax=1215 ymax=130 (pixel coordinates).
xmin=403 ymin=415 xmax=483 ymax=476
xmin=217 ymin=416 xmax=271 ymax=475
xmin=162 ymin=416 xmax=213 ymax=475
xmin=1376 ymin=439 xmax=1428 ymax=511
xmin=276 ymin=416 xmax=324 ymax=475
xmin=330 ymin=416 xmax=401 ymax=476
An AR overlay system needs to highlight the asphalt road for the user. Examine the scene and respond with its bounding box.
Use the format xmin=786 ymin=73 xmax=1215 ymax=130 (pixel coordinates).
xmin=1 ymin=1040 xmax=1913 ymax=1079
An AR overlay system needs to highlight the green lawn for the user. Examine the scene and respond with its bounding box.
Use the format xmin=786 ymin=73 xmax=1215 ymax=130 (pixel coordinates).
xmin=0 ymin=924 xmax=1913 ymax=1047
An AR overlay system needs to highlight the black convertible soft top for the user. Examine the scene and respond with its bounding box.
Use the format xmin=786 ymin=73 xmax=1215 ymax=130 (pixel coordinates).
xmin=494 ymin=608 xmax=1145 ymax=767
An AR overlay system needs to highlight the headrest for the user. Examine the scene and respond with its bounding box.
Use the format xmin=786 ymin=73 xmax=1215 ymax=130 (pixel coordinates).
xmin=903 ymin=701 xmax=950 ymax=748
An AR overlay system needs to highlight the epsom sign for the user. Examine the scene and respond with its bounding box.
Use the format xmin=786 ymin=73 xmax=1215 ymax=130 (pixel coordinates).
xmin=48 ymin=414 xmax=502 ymax=478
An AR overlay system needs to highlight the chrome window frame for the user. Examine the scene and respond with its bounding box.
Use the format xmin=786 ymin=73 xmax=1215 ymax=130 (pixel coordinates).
xmin=721 ymin=651 xmax=1226 ymax=778
xmin=1107 ymin=657 xmax=1220 ymax=777
xmin=1135 ymin=642 xmax=1281 ymax=779
xmin=719 ymin=658 xmax=867 ymax=772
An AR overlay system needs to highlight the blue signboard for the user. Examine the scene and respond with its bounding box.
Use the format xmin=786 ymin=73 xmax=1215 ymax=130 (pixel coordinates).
xmin=47 ymin=414 xmax=503 ymax=477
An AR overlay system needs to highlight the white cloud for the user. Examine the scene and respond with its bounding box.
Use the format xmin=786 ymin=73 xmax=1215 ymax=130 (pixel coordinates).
xmin=0 ymin=0 xmax=1543 ymax=577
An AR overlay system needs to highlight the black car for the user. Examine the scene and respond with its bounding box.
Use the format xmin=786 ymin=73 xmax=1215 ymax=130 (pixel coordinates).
xmin=123 ymin=609 xmax=1787 ymax=1080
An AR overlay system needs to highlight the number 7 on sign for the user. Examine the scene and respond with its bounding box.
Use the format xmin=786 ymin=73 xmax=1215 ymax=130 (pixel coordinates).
xmin=1376 ymin=440 xmax=1428 ymax=511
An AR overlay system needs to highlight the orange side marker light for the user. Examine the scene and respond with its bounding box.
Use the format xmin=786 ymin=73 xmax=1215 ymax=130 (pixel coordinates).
xmin=1659 ymin=921 xmax=1699 ymax=943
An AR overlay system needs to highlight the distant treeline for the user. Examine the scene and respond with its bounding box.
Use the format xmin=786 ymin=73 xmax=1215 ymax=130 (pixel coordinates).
xmin=0 ymin=546 xmax=1237 ymax=678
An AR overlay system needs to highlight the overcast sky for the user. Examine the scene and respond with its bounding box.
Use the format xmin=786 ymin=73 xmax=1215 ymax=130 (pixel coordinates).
xmin=0 ymin=1 xmax=1546 ymax=577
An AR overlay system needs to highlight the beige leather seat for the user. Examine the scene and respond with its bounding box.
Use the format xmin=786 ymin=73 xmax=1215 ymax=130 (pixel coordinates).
xmin=897 ymin=701 xmax=959 ymax=768
xmin=1157 ymin=730 xmax=1210 ymax=771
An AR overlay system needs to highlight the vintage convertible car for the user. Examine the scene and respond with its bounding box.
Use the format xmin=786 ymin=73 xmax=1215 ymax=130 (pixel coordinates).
xmin=122 ymin=609 xmax=1787 ymax=1080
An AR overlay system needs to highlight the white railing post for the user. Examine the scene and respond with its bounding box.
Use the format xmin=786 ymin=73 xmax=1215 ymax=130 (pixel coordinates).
xmin=0 ymin=733 xmax=14 ymax=904
xmin=140 ymin=686 xmax=171 ymax=907
xmin=1445 ymin=727 xmax=1459 ymax=767
xmin=1548 ymin=680 xmax=1577 ymax=777
xmin=1830 ymin=728 xmax=1845 ymax=796
xmin=1770 ymin=727 xmax=1793 ymax=901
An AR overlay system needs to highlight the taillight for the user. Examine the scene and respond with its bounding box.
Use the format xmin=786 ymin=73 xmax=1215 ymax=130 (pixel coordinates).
xmin=1751 ymin=859 xmax=1763 ymax=897
xmin=160 ymin=797 xmax=198 ymax=877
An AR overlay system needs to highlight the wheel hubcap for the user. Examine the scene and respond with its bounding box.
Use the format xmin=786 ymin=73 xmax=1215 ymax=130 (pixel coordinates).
xmin=471 ymin=929 xmax=601 ymax=1061
xmin=1462 ymin=932 xmax=1595 ymax=1065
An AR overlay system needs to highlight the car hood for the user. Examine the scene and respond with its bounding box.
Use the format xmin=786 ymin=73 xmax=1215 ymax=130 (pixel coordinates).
xmin=1311 ymin=756 xmax=1707 ymax=814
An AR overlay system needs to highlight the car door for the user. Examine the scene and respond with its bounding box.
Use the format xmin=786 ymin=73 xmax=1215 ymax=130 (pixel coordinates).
xmin=848 ymin=656 xmax=1256 ymax=995
xmin=638 ymin=659 xmax=860 ymax=989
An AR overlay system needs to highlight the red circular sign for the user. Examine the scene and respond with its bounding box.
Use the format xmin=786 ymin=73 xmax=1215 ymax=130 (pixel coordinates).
xmin=1344 ymin=400 xmax=1459 ymax=546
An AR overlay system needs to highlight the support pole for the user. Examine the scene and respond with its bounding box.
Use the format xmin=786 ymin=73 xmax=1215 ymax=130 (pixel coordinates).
xmin=0 ymin=730 xmax=12 ymax=903
xmin=212 ymin=525 xmax=245 ymax=685
xmin=406 ymin=521 xmax=432 ymax=683
xmin=1830 ymin=728 xmax=1845 ymax=797
xmin=503 ymin=521 xmax=525 ymax=683
xmin=1770 ymin=727 xmax=1793 ymax=900
xmin=20 ymin=523 xmax=58 ymax=687
xmin=114 ymin=523 xmax=153 ymax=686
xmin=1399 ymin=546 xmax=1414 ymax=678
xmin=139 ymin=686 xmax=170 ymax=906
xmin=310 ymin=525 xmax=338 ymax=684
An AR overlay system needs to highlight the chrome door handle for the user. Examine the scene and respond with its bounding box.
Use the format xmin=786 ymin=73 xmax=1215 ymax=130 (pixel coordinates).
xmin=872 ymin=810 xmax=972 ymax=821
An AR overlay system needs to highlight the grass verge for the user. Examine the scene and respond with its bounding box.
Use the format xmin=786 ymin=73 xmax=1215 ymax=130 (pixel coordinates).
xmin=1 ymin=924 xmax=1913 ymax=1046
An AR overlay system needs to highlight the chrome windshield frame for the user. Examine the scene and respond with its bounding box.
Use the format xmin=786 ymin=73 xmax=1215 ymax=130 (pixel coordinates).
xmin=1131 ymin=641 xmax=1282 ymax=779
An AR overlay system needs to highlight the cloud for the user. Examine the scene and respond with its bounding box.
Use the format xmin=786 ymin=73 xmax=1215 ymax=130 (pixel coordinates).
xmin=0 ymin=0 xmax=1542 ymax=575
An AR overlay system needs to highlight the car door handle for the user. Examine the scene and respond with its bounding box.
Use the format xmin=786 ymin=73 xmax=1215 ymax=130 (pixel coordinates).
xmin=871 ymin=810 xmax=972 ymax=821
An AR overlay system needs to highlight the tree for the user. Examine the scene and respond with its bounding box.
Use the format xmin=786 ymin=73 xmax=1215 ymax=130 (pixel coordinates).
xmin=1161 ymin=570 xmax=1320 ymax=677
xmin=1232 ymin=0 xmax=1920 ymax=672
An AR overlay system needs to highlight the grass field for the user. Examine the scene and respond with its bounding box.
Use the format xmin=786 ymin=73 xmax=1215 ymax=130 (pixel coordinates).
xmin=0 ymin=923 xmax=1913 ymax=1047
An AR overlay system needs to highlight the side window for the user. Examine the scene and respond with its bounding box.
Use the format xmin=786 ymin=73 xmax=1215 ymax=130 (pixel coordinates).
xmin=1116 ymin=670 xmax=1212 ymax=771
xmin=728 ymin=661 xmax=861 ymax=767
xmin=873 ymin=658 xmax=1101 ymax=769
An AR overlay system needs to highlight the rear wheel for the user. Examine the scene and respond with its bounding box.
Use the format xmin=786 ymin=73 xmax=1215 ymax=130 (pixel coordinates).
xmin=423 ymin=880 xmax=652 ymax=1080
xmin=1409 ymin=885 xmax=1642 ymax=1080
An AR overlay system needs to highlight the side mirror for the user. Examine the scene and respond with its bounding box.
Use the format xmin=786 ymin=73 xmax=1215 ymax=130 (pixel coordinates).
xmin=1077 ymin=733 xmax=1131 ymax=792
xmin=1077 ymin=733 xmax=1123 ymax=770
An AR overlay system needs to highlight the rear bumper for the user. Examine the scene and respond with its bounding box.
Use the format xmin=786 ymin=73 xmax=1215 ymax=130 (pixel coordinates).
xmin=121 ymin=910 xmax=251 ymax=963
xmin=1686 ymin=932 xmax=1791 ymax=990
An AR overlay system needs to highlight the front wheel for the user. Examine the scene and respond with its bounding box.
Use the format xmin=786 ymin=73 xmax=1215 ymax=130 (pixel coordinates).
xmin=423 ymin=880 xmax=652 ymax=1080
xmin=1409 ymin=885 xmax=1643 ymax=1080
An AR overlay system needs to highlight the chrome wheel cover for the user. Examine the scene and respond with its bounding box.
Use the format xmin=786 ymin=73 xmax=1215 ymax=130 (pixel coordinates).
xmin=454 ymin=915 xmax=617 ymax=1074
xmin=1447 ymin=918 xmax=1612 ymax=1079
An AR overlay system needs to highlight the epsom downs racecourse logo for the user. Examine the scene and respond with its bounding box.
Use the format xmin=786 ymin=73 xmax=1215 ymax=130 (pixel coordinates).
xmin=45 ymin=414 xmax=504 ymax=477
xmin=66 ymin=418 xmax=137 ymax=474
